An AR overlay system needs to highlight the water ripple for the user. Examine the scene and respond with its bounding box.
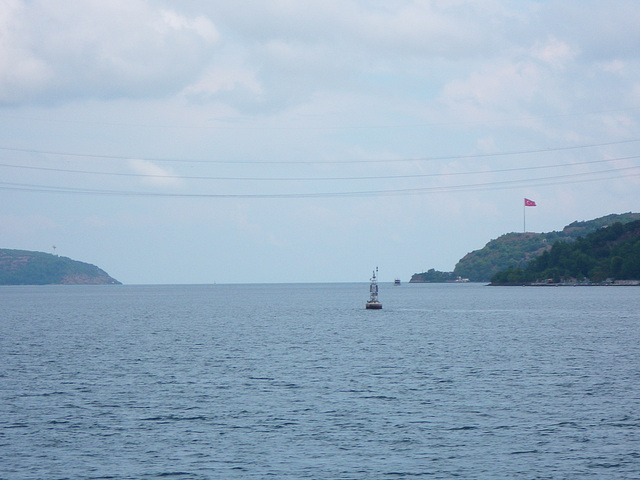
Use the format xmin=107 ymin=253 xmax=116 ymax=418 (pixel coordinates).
xmin=2 ymin=283 xmax=640 ymax=479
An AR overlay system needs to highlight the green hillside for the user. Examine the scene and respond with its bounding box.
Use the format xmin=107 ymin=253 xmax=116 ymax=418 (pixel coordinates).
xmin=411 ymin=212 xmax=640 ymax=283
xmin=452 ymin=212 xmax=640 ymax=282
xmin=0 ymin=249 xmax=121 ymax=285
xmin=490 ymin=220 xmax=640 ymax=285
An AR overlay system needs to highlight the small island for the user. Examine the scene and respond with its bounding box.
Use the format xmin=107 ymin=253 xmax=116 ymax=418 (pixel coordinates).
xmin=0 ymin=249 xmax=121 ymax=285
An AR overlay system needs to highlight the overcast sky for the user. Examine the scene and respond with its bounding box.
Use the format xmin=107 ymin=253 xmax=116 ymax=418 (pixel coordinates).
xmin=1 ymin=0 xmax=639 ymax=284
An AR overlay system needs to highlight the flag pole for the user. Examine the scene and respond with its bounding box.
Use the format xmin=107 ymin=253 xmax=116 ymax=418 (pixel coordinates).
xmin=523 ymin=198 xmax=536 ymax=232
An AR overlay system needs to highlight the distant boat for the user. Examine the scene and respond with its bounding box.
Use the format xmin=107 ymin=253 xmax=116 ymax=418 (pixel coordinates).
xmin=394 ymin=278 xmax=401 ymax=285
xmin=366 ymin=268 xmax=382 ymax=309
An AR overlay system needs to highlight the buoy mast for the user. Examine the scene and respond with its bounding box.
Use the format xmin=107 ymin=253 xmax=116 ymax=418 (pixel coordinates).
xmin=366 ymin=267 xmax=382 ymax=309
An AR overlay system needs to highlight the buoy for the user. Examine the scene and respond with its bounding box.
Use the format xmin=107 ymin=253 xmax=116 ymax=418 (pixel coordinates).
xmin=366 ymin=267 xmax=382 ymax=309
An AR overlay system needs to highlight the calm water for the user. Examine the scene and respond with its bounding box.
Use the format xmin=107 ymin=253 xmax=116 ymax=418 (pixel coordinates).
xmin=1 ymin=283 xmax=639 ymax=479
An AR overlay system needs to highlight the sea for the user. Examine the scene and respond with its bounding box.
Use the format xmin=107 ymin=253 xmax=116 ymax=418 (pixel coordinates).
xmin=1 ymin=282 xmax=639 ymax=479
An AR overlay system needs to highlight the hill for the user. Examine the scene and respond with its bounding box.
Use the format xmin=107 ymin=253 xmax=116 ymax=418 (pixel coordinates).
xmin=0 ymin=249 xmax=121 ymax=285
xmin=410 ymin=212 xmax=640 ymax=283
xmin=490 ymin=220 xmax=640 ymax=285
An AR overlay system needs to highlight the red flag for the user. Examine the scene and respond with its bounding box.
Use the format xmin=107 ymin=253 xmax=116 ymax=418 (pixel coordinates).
xmin=524 ymin=198 xmax=536 ymax=207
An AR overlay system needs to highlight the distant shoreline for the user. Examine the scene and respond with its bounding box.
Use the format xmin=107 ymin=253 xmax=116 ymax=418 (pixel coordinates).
xmin=491 ymin=280 xmax=640 ymax=287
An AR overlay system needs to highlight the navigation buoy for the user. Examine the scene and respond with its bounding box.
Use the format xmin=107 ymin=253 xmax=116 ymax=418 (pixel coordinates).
xmin=366 ymin=267 xmax=382 ymax=309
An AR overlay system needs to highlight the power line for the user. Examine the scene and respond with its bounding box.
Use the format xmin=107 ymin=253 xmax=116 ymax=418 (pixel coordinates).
xmin=1 ymin=138 xmax=639 ymax=165
xmin=4 ymin=106 xmax=639 ymax=130
xmin=0 ymin=155 xmax=639 ymax=182
xmin=2 ymin=164 xmax=639 ymax=199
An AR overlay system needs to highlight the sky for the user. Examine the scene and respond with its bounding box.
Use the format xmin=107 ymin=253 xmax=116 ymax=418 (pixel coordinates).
xmin=1 ymin=0 xmax=640 ymax=284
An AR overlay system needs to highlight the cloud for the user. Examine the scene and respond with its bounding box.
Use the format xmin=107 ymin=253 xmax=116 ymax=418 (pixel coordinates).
xmin=599 ymin=60 xmax=625 ymax=75
xmin=0 ymin=0 xmax=219 ymax=105
xmin=439 ymin=58 xmax=544 ymax=122
xmin=531 ymin=36 xmax=577 ymax=69
xmin=128 ymin=159 xmax=184 ymax=188
xmin=170 ymin=0 xmax=518 ymax=113
xmin=204 ymin=0 xmax=507 ymax=58
xmin=350 ymin=1 xmax=503 ymax=58
xmin=182 ymin=65 xmax=263 ymax=101
xmin=534 ymin=1 xmax=640 ymax=62
xmin=154 ymin=9 xmax=218 ymax=42
xmin=0 ymin=0 xmax=52 ymax=102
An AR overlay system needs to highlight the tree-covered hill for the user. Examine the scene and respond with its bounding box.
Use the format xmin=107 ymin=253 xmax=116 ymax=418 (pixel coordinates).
xmin=452 ymin=212 xmax=640 ymax=282
xmin=490 ymin=220 xmax=640 ymax=285
xmin=411 ymin=212 xmax=640 ymax=283
xmin=409 ymin=269 xmax=460 ymax=283
xmin=0 ymin=249 xmax=121 ymax=285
